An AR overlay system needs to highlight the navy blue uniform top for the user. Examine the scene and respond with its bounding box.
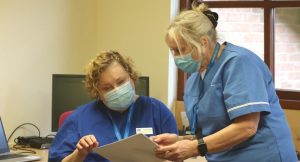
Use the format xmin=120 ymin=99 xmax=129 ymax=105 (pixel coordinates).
xmin=49 ymin=96 xmax=178 ymax=162
xmin=184 ymin=42 xmax=297 ymax=162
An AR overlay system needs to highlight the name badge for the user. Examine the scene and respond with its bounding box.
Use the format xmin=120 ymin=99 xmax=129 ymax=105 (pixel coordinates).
xmin=136 ymin=127 xmax=153 ymax=135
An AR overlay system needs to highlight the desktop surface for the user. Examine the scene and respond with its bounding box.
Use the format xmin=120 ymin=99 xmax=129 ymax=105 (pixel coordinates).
xmin=10 ymin=146 xmax=48 ymax=162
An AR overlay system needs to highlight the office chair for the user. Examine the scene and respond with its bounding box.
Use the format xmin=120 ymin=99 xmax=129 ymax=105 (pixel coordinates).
xmin=58 ymin=111 xmax=73 ymax=128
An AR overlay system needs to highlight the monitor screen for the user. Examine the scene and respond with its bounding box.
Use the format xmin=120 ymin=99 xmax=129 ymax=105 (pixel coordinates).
xmin=51 ymin=74 xmax=149 ymax=132
xmin=134 ymin=76 xmax=149 ymax=96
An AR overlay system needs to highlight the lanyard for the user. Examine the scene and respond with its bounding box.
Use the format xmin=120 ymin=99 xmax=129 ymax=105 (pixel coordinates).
xmin=190 ymin=104 xmax=198 ymax=135
xmin=106 ymin=103 xmax=135 ymax=140
xmin=190 ymin=42 xmax=220 ymax=135
xmin=204 ymin=43 xmax=220 ymax=78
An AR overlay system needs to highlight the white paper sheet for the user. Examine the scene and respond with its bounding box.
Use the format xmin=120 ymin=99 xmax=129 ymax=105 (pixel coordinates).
xmin=93 ymin=133 xmax=163 ymax=162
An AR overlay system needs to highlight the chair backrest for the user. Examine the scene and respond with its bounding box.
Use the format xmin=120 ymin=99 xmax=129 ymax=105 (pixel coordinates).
xmin=58 ymin=110 xmax=73 ymax=128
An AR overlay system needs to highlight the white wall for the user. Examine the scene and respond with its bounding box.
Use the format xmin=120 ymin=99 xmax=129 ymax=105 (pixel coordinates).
xmin=96 ymin=0 xmax=172 ymax=105
xmin=0 ymin=0 xmax=97 ymax=140
xmin=0 ymin=0 xmax=176 ymax=141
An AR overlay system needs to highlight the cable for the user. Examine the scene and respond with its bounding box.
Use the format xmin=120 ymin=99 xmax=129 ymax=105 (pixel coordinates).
xmin=11 ymin=144 xmax=36 ymax=154
xmin=7 ymin=123 xmax=40 ymax=142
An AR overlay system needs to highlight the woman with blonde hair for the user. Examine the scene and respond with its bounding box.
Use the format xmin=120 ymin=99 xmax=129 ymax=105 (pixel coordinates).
xmin=152 ymin=2 xmax=297 ymax=162
xmin=49 ymin=50 xmax=178 ymax=162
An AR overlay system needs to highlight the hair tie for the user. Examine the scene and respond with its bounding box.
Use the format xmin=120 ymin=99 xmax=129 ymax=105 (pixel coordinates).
xmin=203 ymin=10 xmax=218 ymax=28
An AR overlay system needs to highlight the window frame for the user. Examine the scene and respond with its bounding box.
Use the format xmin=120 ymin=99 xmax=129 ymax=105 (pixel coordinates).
xmin=177 ymin=0 xmax=300 ymax=110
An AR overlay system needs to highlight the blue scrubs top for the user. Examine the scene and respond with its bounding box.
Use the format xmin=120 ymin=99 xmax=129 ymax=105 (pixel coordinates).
xmin=49 ymin=96 xmax=178 ymax=162
xmin=184 ymin=42 xmax=297 ymax=162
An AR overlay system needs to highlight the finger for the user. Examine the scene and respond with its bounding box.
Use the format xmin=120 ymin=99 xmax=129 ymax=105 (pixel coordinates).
xmin=90 ymin=135 xmax=99 ymax=147
xmin=90 ymin=135 xmax=97 ymax=143
xmin=76 ymin=143 xmax=83 ymax=150
xmin=79 ymin=138 xmax=90 ymax=148
xmin=84 ymin=136 xmax=94 ymax=146
xmin=164 ymin=151 xmax=180 ymax=161
xmin=153 ymin=134 xmax=167 ymax=142
xmin=92 ymin=141 xmax=99 ymax=148
xmin=156 ymin=150 xmax=178 ymax=161
xmin=156 ymin=145 xmax=176 ymax=152
xmin=154 ymin=134 xmax=175 ymax=144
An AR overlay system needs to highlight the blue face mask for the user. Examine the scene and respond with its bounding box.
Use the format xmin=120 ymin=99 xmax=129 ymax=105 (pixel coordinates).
xmin=174 ymin=53 xmax=200 ymax=74
xmin=103 ymin=81 xmax=135 ymax=111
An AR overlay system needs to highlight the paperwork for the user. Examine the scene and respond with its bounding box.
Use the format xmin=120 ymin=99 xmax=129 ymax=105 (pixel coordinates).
xmin=93 ymin=133 xmax=163 ymax=162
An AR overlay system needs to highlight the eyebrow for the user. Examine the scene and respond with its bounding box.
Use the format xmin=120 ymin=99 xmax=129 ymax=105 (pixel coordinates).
xmin=99 ymin=83 xmax=111 ymax=88
xmin=99 ymin=77 xmax=126 ymax=87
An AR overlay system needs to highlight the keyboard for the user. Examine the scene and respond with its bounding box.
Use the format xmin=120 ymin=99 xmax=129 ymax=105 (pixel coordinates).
xmin=0 ymin=153 xmax=26 ymax=160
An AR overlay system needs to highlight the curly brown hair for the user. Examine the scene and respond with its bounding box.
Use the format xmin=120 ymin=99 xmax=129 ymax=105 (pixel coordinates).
xmin=85 ymin=50 xmax=140 ymax=98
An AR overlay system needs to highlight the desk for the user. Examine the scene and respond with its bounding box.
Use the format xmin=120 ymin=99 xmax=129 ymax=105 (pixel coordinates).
xmin=186 ymin=156 xmax=207 ymax=162
xmin=28 ymin=148 xmax=48 ymax=162
xmin=11 ymin=146 xmax=48 ymax=162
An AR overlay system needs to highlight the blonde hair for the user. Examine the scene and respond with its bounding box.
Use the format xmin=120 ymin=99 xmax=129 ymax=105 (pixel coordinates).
xmin=167 ymin=2 xmax=218 ymax=54
xmin=85 ymin=50 xmax=139 ymax=98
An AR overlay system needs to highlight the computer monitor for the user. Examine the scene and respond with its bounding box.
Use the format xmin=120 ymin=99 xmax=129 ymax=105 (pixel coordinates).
xmin=134 ymin=76 xmax=149 ymax=96
xmin=51 ymin=74 xmax=149 ymax=132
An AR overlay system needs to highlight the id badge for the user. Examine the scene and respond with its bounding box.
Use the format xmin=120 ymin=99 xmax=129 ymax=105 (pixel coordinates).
xmin=136 ymin=127 xmax=153 ymax=135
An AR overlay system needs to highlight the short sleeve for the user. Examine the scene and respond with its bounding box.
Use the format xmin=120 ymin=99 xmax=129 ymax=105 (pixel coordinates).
xmin=223 ymin=55 xmax=271 ymax=120
xmin=151 ymin=98 xmax=178 ymax=135
xmin=48 ymin=113 xmax=80 ymax=162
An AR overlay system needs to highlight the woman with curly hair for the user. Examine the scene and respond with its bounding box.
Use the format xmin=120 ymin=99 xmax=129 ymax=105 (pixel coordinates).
xmin=49 ymin=51 xmax=178 ymax=162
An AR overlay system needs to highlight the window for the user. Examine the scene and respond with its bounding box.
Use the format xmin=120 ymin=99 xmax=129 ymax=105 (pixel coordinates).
xmin=274 ymin=7 xmax=300 ymax=91
xmin=214 ymin=8 xmax=264 ymax=59
xmin=178 ymin=0 xmax=300 ymax=110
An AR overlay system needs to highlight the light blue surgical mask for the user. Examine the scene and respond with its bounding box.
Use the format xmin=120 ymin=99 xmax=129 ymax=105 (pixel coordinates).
xmin=174 ymin=53 xmax=200 ymax=74
xmin=103 ymin=81 xmax=135 ymax=111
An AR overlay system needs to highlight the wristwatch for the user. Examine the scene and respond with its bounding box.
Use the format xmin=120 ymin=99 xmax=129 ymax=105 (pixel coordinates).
xmin=197 ymin=138 xmax=207 ymax=156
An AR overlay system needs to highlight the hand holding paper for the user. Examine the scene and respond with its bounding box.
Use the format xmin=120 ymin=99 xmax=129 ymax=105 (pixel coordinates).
xmin=93 ymin=133 xmax=163 ymax=162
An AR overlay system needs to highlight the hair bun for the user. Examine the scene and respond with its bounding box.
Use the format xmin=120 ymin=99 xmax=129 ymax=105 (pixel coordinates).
xmin=203 ymin=10 xmax=219 ymax=28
